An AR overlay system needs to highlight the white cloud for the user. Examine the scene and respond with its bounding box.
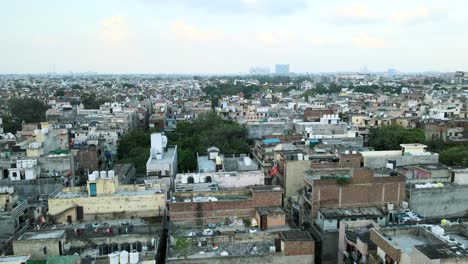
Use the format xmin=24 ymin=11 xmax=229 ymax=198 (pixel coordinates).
xmin=140 ymin=0 xmax=307 ymax=16
xmin=99 ymin=16 xmax=129 ymax=43
xmin=310 ymin=35 xmax=336 ymax=46
xmin=353 ymin=33 xmax=386 ymax=48
xmin=256 ymin=31 xmax=295 ymax=46
xmin=165 ymin=20 xmax=225 ymax=41
xmin=392 ymin=7 xmax=447 ymax=24
xmin=324 ymin=4 xmax=385 ymax=24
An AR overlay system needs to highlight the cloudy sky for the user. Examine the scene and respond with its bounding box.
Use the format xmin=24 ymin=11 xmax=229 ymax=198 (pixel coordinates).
xmin=1 ymin=0 xmax=467 ymax=74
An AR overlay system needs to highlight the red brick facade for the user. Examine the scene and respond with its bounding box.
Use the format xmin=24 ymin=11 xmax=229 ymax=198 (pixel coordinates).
xmin=170 ymin=188 xmax=283 ymax=223
xmin=283 ymin=240 xmax=315 ymax=256
xmin=309 ymin=168 xmax=406 ymax=217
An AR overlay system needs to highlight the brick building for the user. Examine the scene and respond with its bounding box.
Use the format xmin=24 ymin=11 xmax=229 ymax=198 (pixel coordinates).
xmin=300 ymin=168 xmax=406 ymax=226
xmin=169 ymin=186 xmax=283 ymax=225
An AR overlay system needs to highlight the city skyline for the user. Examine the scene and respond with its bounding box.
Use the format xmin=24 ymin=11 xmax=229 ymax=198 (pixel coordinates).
xmin=1 ymin=0 xmax=468 ymax=74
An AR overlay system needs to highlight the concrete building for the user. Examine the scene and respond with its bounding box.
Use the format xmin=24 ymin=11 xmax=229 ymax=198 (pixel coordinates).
xmin=275 ymin=64 xmax=290 ymax=75
xmin=169 ymin=185 xmax=283 ymax=226
xmin=337 ymin=220 xmax=380 ymax=264
xmin=360 ymin=144 xmax=439 ymax=169
xmin=146 ymin=133 xmax=177 ymax=177
xmin=174 ymin=171 xmax=264 ymax=192
xmin=301 ymin=168 xmax=406 ymax=226
xmin=13 ymin=230 xmax=66 ymax=260
xmin=166 ymin=230 xmax=315 ymax=264
xmin=316 ymin=207 xmax=385 ymax=232
xmin=370 ymin=226 xmax=468 ymax=264
xmin=48 ymin=171 xmax=167 ymax=223
xmin=408 ymin=183 xmax=468 ymax=218
xmin=0 ymin=187 xmax=31 ymax=255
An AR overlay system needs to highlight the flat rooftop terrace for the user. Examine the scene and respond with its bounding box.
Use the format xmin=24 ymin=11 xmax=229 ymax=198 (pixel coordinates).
xmin=18 ymin=230 xmax=65 ymax=240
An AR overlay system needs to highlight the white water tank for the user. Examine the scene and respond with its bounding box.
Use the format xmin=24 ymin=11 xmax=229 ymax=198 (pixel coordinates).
xmin=193 ymin=175 xmax=200 ymax=184
xmin=243 ymin=156 xmax=252 ymax=166
xmin=431 ymin=226 xmax=445 ymax=236
xmin=297 ymin=153 xmax=304 ymax=161
xmin=92 ymin=171 xmax=99 ymax=179
xmin=387 ymin=203 xmax=394 ymax=211
xmin=108 ymin=170 xmax=115 ymax=178
xmin=120 ymin=250 xmax=129 ymax=264
xmin=88 ymin=173 xmax=97 ymax=181
xmin=100 ymin=170 xmax=107 ymax=179
xmin=108 ymin=252 xmax=120 ymax=264
xmin=129 ymin=251 xmax=139 ymax=264
xmin=181 ymin=175 xmax=188 ymax=184
xmin=400 ymin=201 xmax=408 ymax=209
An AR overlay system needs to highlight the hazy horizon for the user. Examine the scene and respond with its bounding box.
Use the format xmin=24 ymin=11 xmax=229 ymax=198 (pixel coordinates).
xmin=2 ymin=0 xmax=468 ymax=74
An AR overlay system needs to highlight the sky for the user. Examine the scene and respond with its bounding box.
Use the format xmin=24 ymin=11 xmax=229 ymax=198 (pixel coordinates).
xmin=1 ymin=0 xmax=467 ymax=74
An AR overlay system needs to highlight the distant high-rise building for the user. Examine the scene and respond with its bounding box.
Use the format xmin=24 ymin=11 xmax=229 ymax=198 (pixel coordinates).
xmin=249 ymin=67 xmax=270 ymax=75
xmin=275 ymin=64 xmax=290 ymax=75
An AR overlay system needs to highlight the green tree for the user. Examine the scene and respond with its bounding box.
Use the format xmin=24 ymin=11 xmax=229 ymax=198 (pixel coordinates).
xmin=80 ymin=93 xmax=111 ymax=109
xmin=71 ymin=84 xmax=82 ymax=90
xmin=55 ymin=90 xmax=65 ymax=97
xmin=175 ymin=235 xmax=191 ymax=258
xmin=1 ymin=113 xmax=21 ymax=133
xmin=8 ymin=98 xmax=48 ymax=123
xmin=167 ymin=112 xmax=250 ymax=171
xmin=116 ymin=130 xmax=151 ymax=173
xmin=439 ymin=146 xmax=468 ymax=167
xmin=369 ymin=125 xmax=425 ymax=150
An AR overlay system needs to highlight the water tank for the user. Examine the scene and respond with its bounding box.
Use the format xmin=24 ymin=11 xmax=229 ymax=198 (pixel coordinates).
xmin=297 ymin=153 xmax=304 ymax=161
xmin=431 ymin=226 xmax=445 ymax=236
xmin=92 ymin=171 xmax=99 ymax=179
xmin=387 ymin=203 xmax=394 ymax=211
xmin=244 ymin=156 xmax=252 ymax=166
xmin=88 ymin=173 xmax=97 ymax=181
xmin=108 ymin=252 xmax=119 ymax=264
xmin=120 ymin=250 xmax=129 ymax=264
xmin=181 ymin=175 xmax=188 ymax=184
xmin=108 ymin=170 xmax=115 ymax=178
xmin=400 ymin=201 xmax=409 ymax=209
xmin=100 ymin=170 xmax=107 ymax=179
xmin=129 ymin=251 xmax=139 ymax=264
xmin=193 ymin=175 xmax=200 ymax=184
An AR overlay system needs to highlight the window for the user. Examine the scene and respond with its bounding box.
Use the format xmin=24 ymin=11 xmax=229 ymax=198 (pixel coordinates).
xmin=12 ymin=172 xmax=18 ymax=178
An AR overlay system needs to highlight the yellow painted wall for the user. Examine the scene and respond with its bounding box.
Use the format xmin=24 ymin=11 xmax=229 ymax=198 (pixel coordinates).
xmin=48 ymin=192 xmax=166 ymax=224
xmin=86 ymin=178 xmax=119 ymax=196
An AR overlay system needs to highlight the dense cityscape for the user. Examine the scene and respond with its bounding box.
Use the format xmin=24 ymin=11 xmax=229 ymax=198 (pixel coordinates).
xmin=2 ymin=0 xmax=468 ymax=264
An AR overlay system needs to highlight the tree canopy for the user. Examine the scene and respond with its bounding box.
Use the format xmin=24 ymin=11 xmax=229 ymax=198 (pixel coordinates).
xmin=203 ymin=83 xmax=261 ymax=99
xmin=368 ymin=125 xmax=425 ymax=150
xmin=80 ymin=93 xmax=111 ymax=109
xmin=439 ymin=146 xmax=468 ymax=167
xmin=1 ymin=98 xmax=48 ymax=133
xmin=116 ymin=129 xmax=151 ymax=173
xmin=116 ymin=112 xmax=251 ymax=173
xmin=166 ymin=112 xmax=251 ymax=172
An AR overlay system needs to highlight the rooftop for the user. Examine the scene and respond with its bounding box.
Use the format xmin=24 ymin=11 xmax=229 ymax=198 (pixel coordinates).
xmin=415 ymin=244 xmax=468 ymax=259
xmin=18 ymin=230 xmax=65 ymax=240
xmin=0 ymin=256 xmax=30 ymax=263
xmin=197 ymin=156 xmax=216 ymax=173
xmin=256 ymin=206 xmax=284 ymax=216
xmin=319 ymin=207 xmax=383 ymax=220
xmin=280 ymin=230 xmax=313 ymax=241
xmin=147 ymin=147 xmax=176 ymax=165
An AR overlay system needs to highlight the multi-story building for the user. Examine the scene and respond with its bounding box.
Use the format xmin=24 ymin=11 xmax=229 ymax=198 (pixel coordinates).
xmin=146 ymin=133 xmax=177 ymax=177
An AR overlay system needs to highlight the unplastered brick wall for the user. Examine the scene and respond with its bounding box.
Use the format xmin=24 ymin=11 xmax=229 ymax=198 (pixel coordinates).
xmin=282 ymin=240 xmax=315 ymax=256
xmin=170 ymin=190 xmax=282 ymax=221
xmin=310 ymin=168 xmax=406 ymax=217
